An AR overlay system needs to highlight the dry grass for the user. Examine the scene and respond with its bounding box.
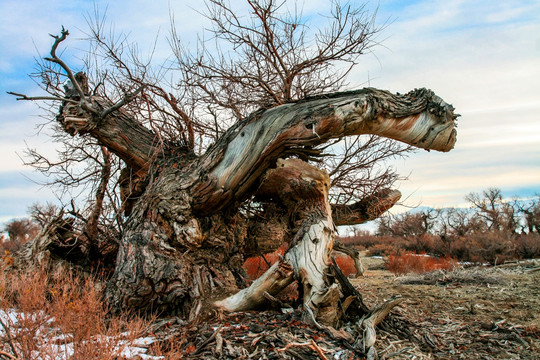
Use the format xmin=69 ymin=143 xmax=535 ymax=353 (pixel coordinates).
xmin=387 ymin=252 xmax=458 ymax=275
xmin=396 ymin=266 xmax=508 ymax=286
xmin=0 ymin=265 xmax=157 ymax=360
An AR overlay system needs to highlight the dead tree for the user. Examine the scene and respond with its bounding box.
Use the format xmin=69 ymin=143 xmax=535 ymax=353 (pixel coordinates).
xmin=12 ymin=59 xmax=457 ymax=314
xmin=9 ymin=0 xmax=459 ymax=351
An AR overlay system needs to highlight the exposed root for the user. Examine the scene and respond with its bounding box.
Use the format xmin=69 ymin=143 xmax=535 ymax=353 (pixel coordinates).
xmin=356 ymin=296 xmax=404 ymax=359
xmin=214 ymin=261 xmax=294 ymax=311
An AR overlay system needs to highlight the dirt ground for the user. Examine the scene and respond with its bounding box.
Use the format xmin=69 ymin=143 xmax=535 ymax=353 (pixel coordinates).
xmin=353 ymin=256 xmax=540 ymax=359
xmin=143 ymin=257 xmax=539 ymax=359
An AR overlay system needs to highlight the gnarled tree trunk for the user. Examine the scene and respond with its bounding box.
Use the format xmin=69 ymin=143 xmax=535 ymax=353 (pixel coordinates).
xmin=18 ymin=84 xmax=458 ymax=325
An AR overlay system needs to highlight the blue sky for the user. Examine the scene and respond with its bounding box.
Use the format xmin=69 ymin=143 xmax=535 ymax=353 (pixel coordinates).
xmin=0 ymin=0 xmax=539 ymax=225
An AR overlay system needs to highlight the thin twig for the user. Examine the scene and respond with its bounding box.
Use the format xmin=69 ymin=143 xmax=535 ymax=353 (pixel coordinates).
xmin=100 ymin=85 xmax=147 ymax=118
xmin=0 ymin=317 xmax=18 ymax=359
xmin=0 ymin=350 xmax=19 ymax=360
xmin=7 ymin=92 xmax=79 ymax=104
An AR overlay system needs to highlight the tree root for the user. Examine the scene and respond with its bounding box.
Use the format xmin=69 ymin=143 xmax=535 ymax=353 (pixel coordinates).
xmin=356 ymin=296 xmax=404 ymax=359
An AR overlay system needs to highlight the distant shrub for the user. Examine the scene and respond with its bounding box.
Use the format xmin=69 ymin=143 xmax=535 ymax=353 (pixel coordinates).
xmin=514 ymin=233 xmax=540 ymax=259
xmin=466 ymin=231 xmax=515 ymax=264
xmin=1 ymin=218 xmax=40 ymax=253
xmin=387 ymin=252 xmax=458 ymax=275
xmin=367 ymin=243 xmax=395 ymax=257
xmin=339 ymin=230 xmax=372 ymax=248
xmin=406 ymin=234 xmax=444 ymax=254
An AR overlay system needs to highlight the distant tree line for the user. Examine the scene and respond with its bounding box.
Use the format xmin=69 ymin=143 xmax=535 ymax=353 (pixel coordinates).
xmin=340 ymin=188 xmax=540 ymax=264
xmin=3 ymin=188 xmax=539 ymax=265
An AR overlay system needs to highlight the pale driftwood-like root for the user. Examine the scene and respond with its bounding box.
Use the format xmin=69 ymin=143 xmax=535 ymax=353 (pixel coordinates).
xmin=304 ymin=283 xmax=342 ymax=328
xmin=214 ymin=260 xmax=294 ymax=311
xmin=285 ymin=219 xmax=340 ymax=326
xmin=356 ymin=296 xmax=403 ymax=360
xmin=216 ymin=159 xmax=341 ymax=325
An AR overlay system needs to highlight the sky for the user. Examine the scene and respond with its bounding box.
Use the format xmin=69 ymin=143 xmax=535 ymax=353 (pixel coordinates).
xmin=0 ymin=0 xmax=539 ymax=226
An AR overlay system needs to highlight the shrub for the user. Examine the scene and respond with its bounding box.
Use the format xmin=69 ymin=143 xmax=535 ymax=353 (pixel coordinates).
xmin=514 ymin=233 xmax=540 ymax=259
xmin=466 ymin=231 xmax=515 ymax=264
xmin=0 ymin=267 xmax=151 ymax=360
xmin=367 ymin=243 xmax=396 ymax=257
xmin=243 ymin=245 xmax=287 ymax=279
xmin=387 ymin=252 xmax=458 ymax=275
xmin=334 ymin=255 xmax=358 ymax=276
xmin=1 ymin=218 xmax=40 ymax=253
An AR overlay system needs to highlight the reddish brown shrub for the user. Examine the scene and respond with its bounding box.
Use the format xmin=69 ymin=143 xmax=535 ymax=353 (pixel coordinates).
xmin=466 ymin=231 xmax=515 ymax=264
xmin=244 ymin=245 xmax=287 ymax=279
xmin=406 ymin=234 xmax=444 ymax=254
xmin=448 ymin=236 xmax=472 ymax=261
xmin=1 ymin=218 xmax=40 ymax=253
xmin=367 ymin=243 xmax=395 ymax=257
xmin=0 ymin=267 xmax=150 ymax=359
xmin=514 ymin=233 xmax=540 ymax=259
xmin=339 ymin=230 xmax=372 ymax=248
xmin=334 ymin=255 xmax=357 ymax=276
xmin=387 ymin=252 xmax=458 ymax=275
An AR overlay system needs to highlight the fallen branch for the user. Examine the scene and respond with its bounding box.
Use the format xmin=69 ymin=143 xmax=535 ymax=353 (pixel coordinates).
xmin=277 ymin=340 xmax=329 ymax=360
xmin=0 ymin=351 xmax=19 ymax=360
xmin=357 ymin=296 xmax=404 ymax=360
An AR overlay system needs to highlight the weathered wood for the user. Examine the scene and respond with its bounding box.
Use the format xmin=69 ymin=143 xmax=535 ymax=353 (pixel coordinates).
xmin=216 ymin=159 xmax=340 ymax=325
xmin=214 ymin=260 xmax=294 ymax=311
xmin=357 ymin=296 xmax=404 ymax=360
xmin=59 ymin=99 xmax=167 ymax=172
xmin=16 ymin=81 xmax=458 ymax=318
xmin=192 ymin=88 xmax=457 ymax=214
xmin=102 ymin=87 xmax=457 ymax=315
xmin=332 ymin=189 xmax=402 ymax=226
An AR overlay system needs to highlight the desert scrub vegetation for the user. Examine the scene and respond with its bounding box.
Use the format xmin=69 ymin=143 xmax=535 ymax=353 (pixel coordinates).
xmin=387 ymin=252 xmax=458 ymax=275
xmin=0 ymin=264 xmax=158 ymax=360
xmin=339 ymin=188 xmax=540 ymax=266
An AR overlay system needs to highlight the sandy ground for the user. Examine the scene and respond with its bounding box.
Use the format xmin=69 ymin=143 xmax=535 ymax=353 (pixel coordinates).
xmin=352 ymin=257 xmax=540 ymax=359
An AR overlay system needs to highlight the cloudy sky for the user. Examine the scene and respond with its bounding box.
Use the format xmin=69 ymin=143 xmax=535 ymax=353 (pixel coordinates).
xmin=0 ymin=0 xmax=539 ymax=224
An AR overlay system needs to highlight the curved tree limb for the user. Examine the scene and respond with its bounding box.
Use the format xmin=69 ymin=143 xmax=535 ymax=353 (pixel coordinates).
xmin=333 ymin=240 xmax=364 ymax=277
xmin=193 ymin=88 xmax=457 ymax=214
xmin=332 ymin=188 xmax=402 ymax=226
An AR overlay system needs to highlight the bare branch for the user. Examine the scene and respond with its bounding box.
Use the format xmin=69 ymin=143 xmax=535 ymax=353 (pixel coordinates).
xmin=7 ymin=91 xmax=79 ymax=104
xmin=100 ymin=84 xmax=147 ymax=118
xmin=43 ymin=27 xmax=98 ymax=114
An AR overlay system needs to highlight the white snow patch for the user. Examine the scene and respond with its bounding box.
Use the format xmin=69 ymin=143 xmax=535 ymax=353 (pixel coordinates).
xmin=0 ymin=308 xmax=163 ymax=359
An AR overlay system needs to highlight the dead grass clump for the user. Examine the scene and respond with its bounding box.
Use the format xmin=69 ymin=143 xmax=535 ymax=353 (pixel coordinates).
xmin=387 ymin=252 xmax=458 ymax=275
xmin=0 ymin=266 xmax=152 ymax=360
xmin=397 ymin=267 xmax=507 ymax=286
